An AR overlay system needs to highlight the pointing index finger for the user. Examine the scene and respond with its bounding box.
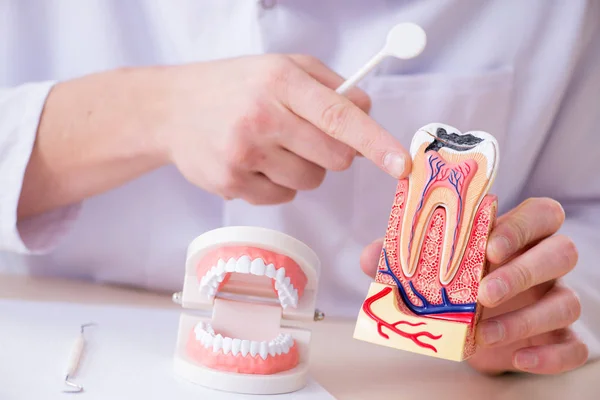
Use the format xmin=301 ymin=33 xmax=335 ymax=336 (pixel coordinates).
xmin=280 ymin=69 xmax=411 ymax=179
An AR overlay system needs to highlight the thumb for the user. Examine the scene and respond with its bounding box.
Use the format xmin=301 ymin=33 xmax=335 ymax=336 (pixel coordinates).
xmin=360 ymin=238 xmax=385 ymax=278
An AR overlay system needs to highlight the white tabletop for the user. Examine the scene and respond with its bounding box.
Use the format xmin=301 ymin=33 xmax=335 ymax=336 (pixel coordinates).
xmin=1 ymin=274 xmax=598 ymax=400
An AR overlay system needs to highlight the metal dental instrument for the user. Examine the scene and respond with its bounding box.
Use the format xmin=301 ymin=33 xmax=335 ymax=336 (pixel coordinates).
xmin=335 ymin=22 xmax=427 ymax=95
xmin=63 ymin=323 xmax=96 ymax=393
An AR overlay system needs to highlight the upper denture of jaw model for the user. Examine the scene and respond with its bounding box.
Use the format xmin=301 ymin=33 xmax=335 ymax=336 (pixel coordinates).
xmin=354 ymin=123 xmax=500 ymax=361
xmin=173 ymin=226 xmax=320 ymax=395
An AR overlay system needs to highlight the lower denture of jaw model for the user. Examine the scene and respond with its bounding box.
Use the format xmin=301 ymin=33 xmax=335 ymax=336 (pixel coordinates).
xmin=186 ymin=246 xmax=308 ymax=374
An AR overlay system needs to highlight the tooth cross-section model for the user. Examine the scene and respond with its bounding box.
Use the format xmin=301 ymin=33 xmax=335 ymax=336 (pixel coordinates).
xmin=173 ymin=226 xmax=320 ymax=394
xmin=354 ymin=123 xmax=499 ymax=361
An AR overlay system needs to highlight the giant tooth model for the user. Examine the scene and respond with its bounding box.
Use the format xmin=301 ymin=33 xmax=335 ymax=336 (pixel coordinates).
xmin=354 ymin=123 xmax=499 ymax=361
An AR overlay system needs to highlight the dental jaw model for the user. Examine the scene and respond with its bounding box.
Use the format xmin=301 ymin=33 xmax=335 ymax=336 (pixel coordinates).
xmin=173 ymin=226 xmax=320 ymax=394
xmin=354 ymin=123 xmax=499 ymax=361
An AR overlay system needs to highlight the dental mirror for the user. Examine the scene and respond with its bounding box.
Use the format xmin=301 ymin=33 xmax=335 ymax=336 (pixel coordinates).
xmin=336 ymin=22 xmax=427 ymax=94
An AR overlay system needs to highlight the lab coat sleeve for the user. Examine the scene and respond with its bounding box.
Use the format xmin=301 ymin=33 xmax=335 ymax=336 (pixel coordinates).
xmin=0 ymin=81 xmax=81 ymax=254
xmin=521 ymin=14 xmax=600 ymax=361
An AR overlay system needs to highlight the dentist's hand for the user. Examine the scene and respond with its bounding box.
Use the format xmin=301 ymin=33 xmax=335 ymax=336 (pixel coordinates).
xmin=21 ymin=55 xmax=411 ymax=218
xmin=155 ymin=55 xmax=410 ymax=204
xmin=359 ymin=198 xmax=587 ymax=375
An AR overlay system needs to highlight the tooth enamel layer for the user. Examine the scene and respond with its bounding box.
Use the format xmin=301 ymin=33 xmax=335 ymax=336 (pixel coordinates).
xmin=402 ymin=124 xmax=499 ymax=285
xmin=194 ymin=322 xmax=294 ymax=360
xmin=199 ymin=256 xmax=299 ymax=308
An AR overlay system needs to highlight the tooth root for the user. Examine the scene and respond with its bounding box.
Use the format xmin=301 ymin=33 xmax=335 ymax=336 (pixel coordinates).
xmin=250 ymin=259 xmax=266 ymax=276
xmin=212 ymin=334 xmax=223 ymax=352
xmin=241 ymin=340 xmax=250 ymax=357
xmin=250 ymin=341 xmax=259 ymax=357
xmin=225 ymin=258 xmax=236 ymax=272
xmin=265 ymin=264 xmax=276 ymax=278
xmin=275 ymin=267 xmax=286 ymax=282
xmin=231 ymin=339 xmax=241 ymax=356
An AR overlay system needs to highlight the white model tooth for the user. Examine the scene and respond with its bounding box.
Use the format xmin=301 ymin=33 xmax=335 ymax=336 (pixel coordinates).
xmin=281 ymin=341 xmax=290 ymax=354
xmin=200 ymin=275 xmax=208 ymax=286
xmin=208 ymin=287 xmax=216 ymax=297
xmin=275 ymin=267 xmax=286 ymax=282
xmin=194 ymin=322 xmax=204 ymax=335
xmin=225 ymin=257 xmax=236 ymax=272
xmin=250 ymin=341 xmax=260 ymax=357
xmin=275 ymin=344 xmax=282 ymax=355
xmin=268 ymin=342 xmax=277 ymax=357
xmin=259 ymin=341 xmax=269 ymax=360
xmin=215 ymin=261 xmax=226 ymax=278
xmin=280 ymin=297 xmax=289 ymax=309
xmin=236 ymin=256 xmax=251 ymax=274
xmin=205 ymin=323 xmax=215 ymax=335
xmin=212 ymin=334 xmax=223 ymax=352
xmin=240 ymin=340 xmax=250 ymax=357
xmin=222 ymin=337 xmax=232 ymax=355
xmin=203 ymin=334 xmax=214 ymax=349
xmin=265 ymin=264 xmax=276 ymax=278
xmin=231 ymin=338 xmax=241 ymax=356
xmin=283 ymin=276 xmax=291 ymax=286
xmin=250 ymin=258 xmax=266 ymax=276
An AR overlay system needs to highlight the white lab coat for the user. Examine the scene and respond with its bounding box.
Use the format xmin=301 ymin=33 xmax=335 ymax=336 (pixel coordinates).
xmin=1 ymin=0 xmax=599 ymax=359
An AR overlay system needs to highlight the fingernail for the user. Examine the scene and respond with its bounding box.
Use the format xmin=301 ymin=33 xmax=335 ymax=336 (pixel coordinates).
xmin=488 ymin=235 xmax=511 ymax=262
xmin=483 ymin=278 xmax=509 ymax=304
xmin=480 ymin=320 xmax=504 ymax=345
xmin=383 ymin=153 xmax=405 ymax=179
xmin=515 ymin=351 xmax=539 ymax=370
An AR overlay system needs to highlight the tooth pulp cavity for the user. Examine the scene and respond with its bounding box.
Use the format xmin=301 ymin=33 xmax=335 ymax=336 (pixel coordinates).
xmin=197 ymin=257 xmax=299 ymax=308
xmin=194 ymin=323 xmax=295 ymax=358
